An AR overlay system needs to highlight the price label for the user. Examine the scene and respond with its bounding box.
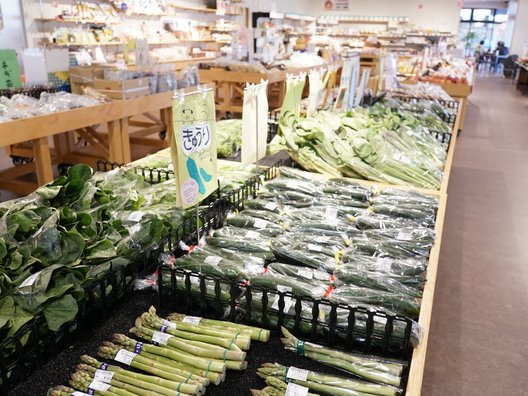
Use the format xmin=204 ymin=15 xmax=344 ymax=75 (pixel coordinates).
xmin=285 ymin=383 xmax=309 ymax=396
xmin=182 ymin=316 xmax=202 ymax=325
xmin=246 ymin=230 xmax=260 ymax=239
xmin=204 ymin=256 xmax=222 ymax=265
xmin=127 ymin=211 xmax=145 ymax=222
xmin=264 ymin=202 xmax=278 ymax=211
xmin=313 ymin=269 xmax=330 ymax=281
xmin=286 ymin=367 xmax=309 ymax=381
xmin=253 ymin=218 xmax=268 ymax=229
xmin=307 ymin=244 xmax=322 ymax=252
xmin=152 ymin=331 xmax=173 ymax=345
xmin=115 ymin=349 xmax=137 ymax=365
xmin=94 ymin=370 xmax=114 ymax=383
xmin=180 ymin=123 xmax=212 ymax=155
xmin=71 ymin=392 xmax=91 ymax=396
xmin=297 ymin=268 xmax=313 ymax=280
xmin=285 ymin=382 xmax=309 ymax=396
xmin=88 ymin=379 xmax=111 ymax=392
xmin=325 ymin=207 xmax=338 ymax=219
xmin=396 ymin=230 xmax=412 ymax=241
xmin=161 ymin=319 xmax=177 ymax=329
xmin=315 ymin=236 xmax=331 ymax=243
xmin=376 ymin=257 xmax=393 ymax=272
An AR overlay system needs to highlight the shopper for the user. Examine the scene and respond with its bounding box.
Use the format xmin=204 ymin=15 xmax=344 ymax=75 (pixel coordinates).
xmin=494 ymin=41 xmax=510 ymax=72
xmin=475 ymin=40 xmax=486 ymax=70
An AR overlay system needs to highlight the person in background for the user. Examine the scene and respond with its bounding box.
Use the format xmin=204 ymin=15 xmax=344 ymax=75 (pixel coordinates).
xmin=494 ymin=41 xmax=510 ymax=72
xmin=475 ymin=40 xmax=485 ymax=70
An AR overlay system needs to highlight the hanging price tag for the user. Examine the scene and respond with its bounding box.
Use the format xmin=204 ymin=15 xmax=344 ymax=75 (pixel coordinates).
xmin=115 ymin=349 xmax=137 ymax=365
xmin=71 ymin=392 xmax=91 ymax=396
xmin=286 ymin=367 xmax=309 ymax=381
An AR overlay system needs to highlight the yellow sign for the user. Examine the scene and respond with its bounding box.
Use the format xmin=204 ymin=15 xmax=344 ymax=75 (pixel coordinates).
xmin=170 ymin=89 xmax=218 ymax=208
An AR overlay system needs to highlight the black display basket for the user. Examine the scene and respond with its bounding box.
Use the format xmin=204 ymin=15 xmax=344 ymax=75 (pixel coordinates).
xmin=157 ymin=267 xmax=416 ymax=361
xmin=0 ymin=247 xmax=157 ymax=393
xmin=388 ymin=95 xmax=459 ymax=129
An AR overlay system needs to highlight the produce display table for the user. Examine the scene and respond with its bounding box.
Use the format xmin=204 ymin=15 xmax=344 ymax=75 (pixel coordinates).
xmin=199 ymin=68 xmax=286 ymax=113
xmin=0 ymin=92 xmax=173 ymax=195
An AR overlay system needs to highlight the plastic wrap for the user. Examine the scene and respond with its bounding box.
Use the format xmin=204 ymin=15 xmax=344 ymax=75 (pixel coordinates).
xmin=327 ymin=285 xmax=420 ymax=318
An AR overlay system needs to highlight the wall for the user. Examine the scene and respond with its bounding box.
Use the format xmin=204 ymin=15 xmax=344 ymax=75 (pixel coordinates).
xmin=308 ymin=0 xmax=461 ymax=32
xmin=509 ymin=0 xmax=528 ymax=55
xmin=0 ymin=0 xmax=27 ymax=67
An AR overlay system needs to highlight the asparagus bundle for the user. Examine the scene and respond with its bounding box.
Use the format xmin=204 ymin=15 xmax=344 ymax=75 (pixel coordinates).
xmin=251 ymin=377 xmax=321 ymax=396
xmin=48 ymin=385 xmax=110 ymax=396
xmin=257 ymin=363 xmax=399 ymax=396
xmin=111 ymin=334 xmax=227 ymax=374
xmin=280 ymin=327 xmax=403 ymax=387
xmin=98 ymin=341 xmax=212 ymax=390
xmin=69 ymin=371 xmax=139 ymax=396
xmin=78 ymin=359 xmax=193 ymax=396
xmin=166 ymin=312 xmax=271 ymax=342
xmin=130 ymin=322 xmax=248 ymax=371
xmin=144 ymin=307 xmax=252 ymax=350
xmin=74 ymin=369 xmax=188 ymax=396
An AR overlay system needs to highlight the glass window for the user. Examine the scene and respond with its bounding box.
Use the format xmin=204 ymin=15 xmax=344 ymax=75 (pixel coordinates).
xmin=472 ymin=9 xmax=494 ymax=22
xmin=460 ymin=8 xmax=472 ymax=21
xmin=494 ymin=9 xmax=508 ymax=23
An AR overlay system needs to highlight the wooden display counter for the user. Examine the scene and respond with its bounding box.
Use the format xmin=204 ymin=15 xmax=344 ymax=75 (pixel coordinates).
xmin=0 ymin=91 xmax=174 ymax=195
xmin=199 ymin=68 xmax=286 ymax=113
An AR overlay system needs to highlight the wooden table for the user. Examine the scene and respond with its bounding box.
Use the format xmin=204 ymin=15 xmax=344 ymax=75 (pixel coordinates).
xmin=199 ymin=68 xmax=286 ymax=113
xmin=0 ymin=92 xmax=174 ymax=195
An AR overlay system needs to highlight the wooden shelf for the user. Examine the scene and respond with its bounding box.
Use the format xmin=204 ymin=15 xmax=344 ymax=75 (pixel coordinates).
xmin=179 ymin=38 xmax=216 ymax=43
xmin=168 ymin=3 xmax=242 ymax=16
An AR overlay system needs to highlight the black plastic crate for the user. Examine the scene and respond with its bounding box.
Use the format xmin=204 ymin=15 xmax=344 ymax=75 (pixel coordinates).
xmin=96 ymin=160 xmax=174 ymax=184
xmin=389 ymin=95 xmax=459 ymax=129
xmin=157 ymin=267 xmax=415 ymax=361
xmin=0 ymin=250 xmax=155 ymax=393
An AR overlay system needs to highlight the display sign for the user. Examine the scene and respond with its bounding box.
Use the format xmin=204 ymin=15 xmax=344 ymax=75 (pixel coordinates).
xmin=323 ymin=0 xmax=350 ymax=11
xmin=0 ymin=50 xmax=22 ymax=89
xmin=171 ymin=88 xmax=218 ymax=209
xmin=242 ymin=81 xmax=269 ymax=166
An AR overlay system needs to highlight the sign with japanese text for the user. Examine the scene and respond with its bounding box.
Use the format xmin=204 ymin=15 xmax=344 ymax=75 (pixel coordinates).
xmin=323 ymin=0 xmax=349 ymax=11
xmin=0 ymin=50 xmax=22 ymax=89
xmin=170 ymin=89 xmax=218 ymax=208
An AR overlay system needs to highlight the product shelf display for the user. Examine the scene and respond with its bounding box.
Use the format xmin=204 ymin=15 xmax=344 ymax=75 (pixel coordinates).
xmin=0 ymin=1 xmax=481 ymax=394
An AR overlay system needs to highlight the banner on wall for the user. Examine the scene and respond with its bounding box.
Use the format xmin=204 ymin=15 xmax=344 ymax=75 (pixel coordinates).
xmin=323 ymin=0 xmax=350 ymax=11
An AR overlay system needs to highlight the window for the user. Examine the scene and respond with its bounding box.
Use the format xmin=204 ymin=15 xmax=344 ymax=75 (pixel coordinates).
xmin=459 ymin=8 xmax=509 ymax=56
xmin=460 ymin=8 xmax=472 ymax=21
xmin=472 ymin=9 xmax=494 ymax=22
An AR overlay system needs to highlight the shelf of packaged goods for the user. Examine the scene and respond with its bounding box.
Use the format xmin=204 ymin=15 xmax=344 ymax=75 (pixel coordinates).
xmin=168 ymin=3 xmax=242 ymax=16
xmin=50 ymin=41 xmax=182 ymax=47
xmin=0 ymin=92 xmax=177 ymax=194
